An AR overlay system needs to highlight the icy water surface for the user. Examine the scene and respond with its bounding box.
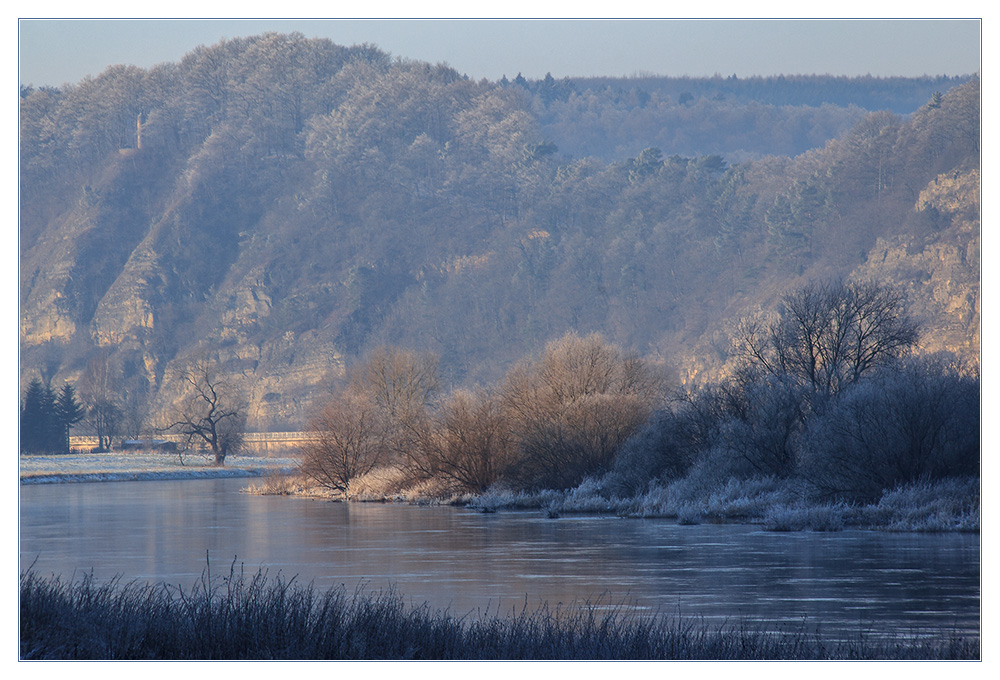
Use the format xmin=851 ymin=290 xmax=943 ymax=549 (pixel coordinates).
xmin=20 ymin=478 xmax=979 ymax=642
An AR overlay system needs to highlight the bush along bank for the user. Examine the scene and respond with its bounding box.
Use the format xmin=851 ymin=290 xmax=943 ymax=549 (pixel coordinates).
xmin=287 ymin=286 xmax=979 ymax=530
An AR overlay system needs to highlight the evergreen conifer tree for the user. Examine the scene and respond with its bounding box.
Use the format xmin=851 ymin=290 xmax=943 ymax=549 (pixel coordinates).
xmin=20 ymin=379 xmax=56 ymax=453
xmin=54 ymin=384 xmax=86 ymax=454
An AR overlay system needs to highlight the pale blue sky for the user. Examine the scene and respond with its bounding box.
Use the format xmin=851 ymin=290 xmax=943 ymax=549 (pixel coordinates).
xmin=18 ymin=18 xmax=982 ymax=88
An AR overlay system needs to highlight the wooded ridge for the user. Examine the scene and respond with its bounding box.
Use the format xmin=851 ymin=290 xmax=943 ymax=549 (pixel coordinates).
xmin=19 ymin=33 xmax=979 ymax=432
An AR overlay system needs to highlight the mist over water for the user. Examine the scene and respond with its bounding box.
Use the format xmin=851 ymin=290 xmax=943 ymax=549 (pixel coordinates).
xmin=20 ymin=478 xmax=979 ymax=642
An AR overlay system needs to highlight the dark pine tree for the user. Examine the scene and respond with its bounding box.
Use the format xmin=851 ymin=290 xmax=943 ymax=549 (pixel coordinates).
xmin=20 ymin=379 xmax=56 ymax=453
xmin=54 ymin=384 xmax=86 ymax=454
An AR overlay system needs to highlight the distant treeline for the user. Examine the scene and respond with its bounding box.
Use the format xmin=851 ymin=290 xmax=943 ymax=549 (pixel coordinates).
xmin=507 ymin=72 xmax=971 ymax=160
xmin=554 ymin=73 xmax=968 ymax=111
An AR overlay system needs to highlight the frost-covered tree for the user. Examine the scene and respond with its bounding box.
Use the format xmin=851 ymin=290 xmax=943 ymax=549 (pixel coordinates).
xmin=800 ymin=356 xmax=979 ymax=501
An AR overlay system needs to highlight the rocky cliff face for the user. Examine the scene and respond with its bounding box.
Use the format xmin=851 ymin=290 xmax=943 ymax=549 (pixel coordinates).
xmin=854 ymin=168 xmax=980 ymax=363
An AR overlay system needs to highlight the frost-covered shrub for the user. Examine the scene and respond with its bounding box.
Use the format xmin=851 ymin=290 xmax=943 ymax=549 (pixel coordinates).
xmin=467 ymin=486 xmax=563 ymax=512
xmin=713 ymin=375 xmax=810 ymax=479
xmin=623 ymin=481 xmax=674 ymax=517
xmin=602 ymin=411 xmax=693 ymax=497
xmin=558 ymin=476 xmax=621 ymax=513
xmin=760 ymin=500 xmax=845 ymax=531
xmin=676 ymin=503 xmax=704 ymax=525
xmin=680 ymin=444 xmax=761 ymax=495
xmin=806 ymin=504 xmax=847 ymax=531
xmin=800 ymin=356 xmax=979 ymax=502
xmin=703 ymin=476 xmax=798 ymax=520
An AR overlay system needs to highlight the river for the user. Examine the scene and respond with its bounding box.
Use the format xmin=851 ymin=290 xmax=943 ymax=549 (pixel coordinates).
xmin=19 ymin=477 xmax=980 ymax=643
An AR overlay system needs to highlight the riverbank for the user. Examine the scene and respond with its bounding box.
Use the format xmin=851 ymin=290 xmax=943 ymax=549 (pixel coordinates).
xmin=247 ymin=467 xmax=980 ymax=533
xmin=466 ymin=475 xmax=982 ymax=533
xmin=20 ymin=453 xmax=978 ymax=534
xmin=19 ymin=452 xmax=298 ymax=485
xmin=19 ymin=567 xmax=978 ymax=660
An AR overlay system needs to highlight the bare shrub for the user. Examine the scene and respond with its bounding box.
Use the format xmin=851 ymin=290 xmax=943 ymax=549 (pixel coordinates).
xmin=299 ymin=390 xmax=389 ymax=496
xmin=407 ymin=388 xmax=516 ymax=494
xmin=303 ymin=346 xmax=442 ymax=496
xmin=244 ymin=470 xmax=305 ymax=496
xmin=501 ymin=332 xmax=664 ymax=490
xmin=348 ymin=465 xmax=422 ymax=500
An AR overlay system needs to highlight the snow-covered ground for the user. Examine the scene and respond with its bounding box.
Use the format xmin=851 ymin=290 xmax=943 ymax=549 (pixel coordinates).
xmin=19 ymin=451 xmax=299 ymax=484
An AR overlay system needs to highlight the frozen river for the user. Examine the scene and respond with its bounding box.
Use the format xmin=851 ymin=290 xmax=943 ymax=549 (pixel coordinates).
xmin=19 ymin=477 xmax=980 ymax=643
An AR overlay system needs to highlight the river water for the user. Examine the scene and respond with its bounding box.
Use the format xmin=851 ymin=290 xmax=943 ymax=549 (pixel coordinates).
xmin=19 ymin=478 xmax=980 ymax=642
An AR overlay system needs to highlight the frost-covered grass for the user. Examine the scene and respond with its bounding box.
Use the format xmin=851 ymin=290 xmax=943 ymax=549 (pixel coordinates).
xmin=20 ymin=567 xmax=978 ymax=660
xmin=19 ymin=451 xmax=299 ymax=485
xmin=856 ymin=477 xmax=980 ymax=531
xmin=453 ymin=474 xmax=978 ymax=533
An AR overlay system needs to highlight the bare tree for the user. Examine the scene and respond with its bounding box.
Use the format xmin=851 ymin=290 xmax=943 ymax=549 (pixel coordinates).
xmin=352 ymin=346 xmax=440 ymax=427
xmin=164 ymin=363 xmax=246 ymax=465
xmin=119 ymin=383 xmax=150 ymax=441
xmin=79 ymin=350 xmax=122 ymax=450
xmin=300 ymin=390 xmax=389 ymax=495
xmin=348 ymin=346 xmax=441 ymax=456
xmin=86 ymin=396 xmax=123 ymax=451
xmin=733 ymin=279 xmax=919 ymax=395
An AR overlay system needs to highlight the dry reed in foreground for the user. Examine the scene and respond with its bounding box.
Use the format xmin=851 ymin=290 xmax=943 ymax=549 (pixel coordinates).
xmin=20 ymin=564 xmax=978 ymax=660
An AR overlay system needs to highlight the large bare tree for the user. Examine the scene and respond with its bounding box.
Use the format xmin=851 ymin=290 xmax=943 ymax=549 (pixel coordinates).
xmin=733 ymin=279 xmax=920 ymax=395
xmin=164 ymin=363 xmax=247 ymax=465
xmin=351 ymin=346 xmax=440 ymax=431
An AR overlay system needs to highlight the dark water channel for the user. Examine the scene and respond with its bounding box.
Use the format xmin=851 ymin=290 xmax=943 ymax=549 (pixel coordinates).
xmin=19 ymin=478 xmax=980 ymax=642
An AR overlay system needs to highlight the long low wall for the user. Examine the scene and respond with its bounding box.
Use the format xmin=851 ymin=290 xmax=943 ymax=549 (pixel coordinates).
xmin=69 ymin=432 xmax=312 ymax=456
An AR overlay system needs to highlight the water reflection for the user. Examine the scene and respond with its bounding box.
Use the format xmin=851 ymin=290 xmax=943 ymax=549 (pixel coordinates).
xmin=20 ymin=478 xmax=979 ymax=641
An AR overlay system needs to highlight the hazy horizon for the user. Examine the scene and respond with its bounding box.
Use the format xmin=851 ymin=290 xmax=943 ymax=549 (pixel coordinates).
xmin=18 ymin=18 xmax=981 ymax=89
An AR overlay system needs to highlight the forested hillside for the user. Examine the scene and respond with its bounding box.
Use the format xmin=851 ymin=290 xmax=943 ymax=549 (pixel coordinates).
xmin=19 ymin=32 xmax=979 ymax=432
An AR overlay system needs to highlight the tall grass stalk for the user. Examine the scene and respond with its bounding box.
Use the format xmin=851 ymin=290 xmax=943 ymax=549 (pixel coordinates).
xmin=20 ymin=566 xmax=978 ymax=660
